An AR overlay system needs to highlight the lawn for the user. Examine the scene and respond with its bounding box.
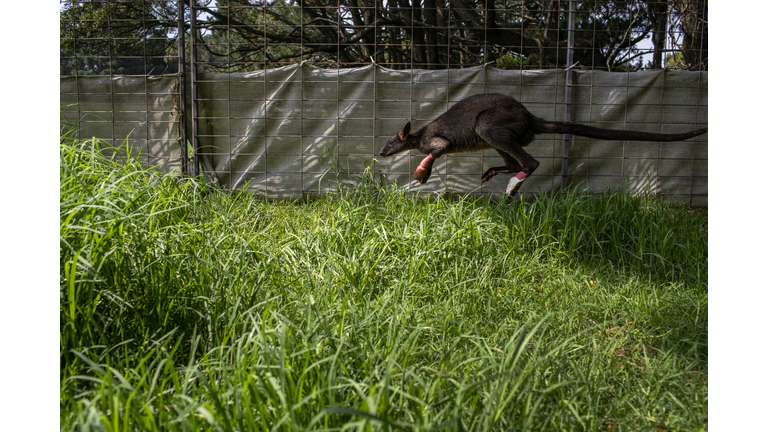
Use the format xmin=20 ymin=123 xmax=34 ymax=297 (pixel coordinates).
xmin=60 ymin=130 xmax=707 ymax=431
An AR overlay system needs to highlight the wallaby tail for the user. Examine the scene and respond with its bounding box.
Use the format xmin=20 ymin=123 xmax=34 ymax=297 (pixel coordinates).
xmin=535 ymin=119 xmax=707 ymax=142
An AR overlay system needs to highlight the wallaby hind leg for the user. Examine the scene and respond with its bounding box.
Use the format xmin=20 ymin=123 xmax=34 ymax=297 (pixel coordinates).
xmin=476 ymin=125 xmax=540 ymax=195
xmin=481 ymin=149 xmax=523 ymax=183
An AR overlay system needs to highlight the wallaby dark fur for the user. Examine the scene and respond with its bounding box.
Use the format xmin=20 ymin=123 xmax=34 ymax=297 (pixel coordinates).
xmin=379 ymin=93 xmax=707 ymax=195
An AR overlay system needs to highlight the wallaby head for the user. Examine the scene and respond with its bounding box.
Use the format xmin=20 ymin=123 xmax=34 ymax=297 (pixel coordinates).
xmin=379 ymin=122 xmax=418 ymax=157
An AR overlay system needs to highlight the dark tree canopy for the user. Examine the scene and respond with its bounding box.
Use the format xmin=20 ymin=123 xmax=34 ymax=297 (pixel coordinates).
xmin=60 ymin=0 xmax=708 ymax=75
xmin=60 ymin=1 xmax=182 ymax=75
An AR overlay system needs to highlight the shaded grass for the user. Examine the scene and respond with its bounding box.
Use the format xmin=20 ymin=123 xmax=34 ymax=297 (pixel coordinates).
xmin=60 ymin=132 xmax=707 ymax=431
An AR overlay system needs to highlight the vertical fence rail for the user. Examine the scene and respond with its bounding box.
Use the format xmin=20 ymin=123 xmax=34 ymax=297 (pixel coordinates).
xmin=106 ymin=0 xmax=116 ymax=153
xmin=188 ymin=0 xmax=199 ymax=177
xmin=177 ymin=0 xmax=188 ymax=176
xmin=561 ymin=0 xmax=575 ymax=191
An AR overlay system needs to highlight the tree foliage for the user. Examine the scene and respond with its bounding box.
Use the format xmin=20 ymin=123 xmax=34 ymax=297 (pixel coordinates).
xmin=60 ymin=0 xmax=708 ymax=75
xmin=60 ymin=1 xmax=181 ymax=75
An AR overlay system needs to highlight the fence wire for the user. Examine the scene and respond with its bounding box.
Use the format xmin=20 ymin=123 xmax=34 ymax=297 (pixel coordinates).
xmin=60 ymin=0 xmax=708 ymax=204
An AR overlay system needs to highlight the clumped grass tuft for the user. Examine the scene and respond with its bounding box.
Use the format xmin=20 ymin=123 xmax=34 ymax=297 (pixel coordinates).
xmin=61 ymin=130 xmax=707 ymax=431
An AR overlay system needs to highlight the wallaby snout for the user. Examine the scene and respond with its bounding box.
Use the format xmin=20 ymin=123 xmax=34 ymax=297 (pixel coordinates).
xmin=379 ymin=141 xmax=396 ymax=157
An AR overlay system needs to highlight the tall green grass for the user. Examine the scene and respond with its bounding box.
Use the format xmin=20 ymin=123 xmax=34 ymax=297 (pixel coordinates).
xmin=61 ymin=131 xmax=707 ymax=431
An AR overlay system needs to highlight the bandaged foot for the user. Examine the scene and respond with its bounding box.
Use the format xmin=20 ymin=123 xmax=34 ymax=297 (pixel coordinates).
xmin=506 ymin=172 xmax=528 ymax=195
xmin=413 ymin=154 xmax=435 ymax=181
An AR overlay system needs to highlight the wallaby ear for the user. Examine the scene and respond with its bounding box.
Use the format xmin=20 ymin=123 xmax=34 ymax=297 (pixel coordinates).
xmin=398 ymin=121 xmax=411 ymax=141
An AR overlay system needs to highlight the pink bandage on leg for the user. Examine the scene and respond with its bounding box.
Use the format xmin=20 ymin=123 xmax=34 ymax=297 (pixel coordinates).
xmin=506 ymin=171 xmax=528 ymax=194
xmin=413 ymin=154 xmax=435 ymax=181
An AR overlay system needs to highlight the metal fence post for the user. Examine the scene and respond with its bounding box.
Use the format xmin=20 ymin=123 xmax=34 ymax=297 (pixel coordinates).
xmin=177 ymin=0 xmax=188 ymax=176
xmin=561 ymin=0 xmax=576 ymax=191
xmin=189 ymin=0 xmax=199 ymax=178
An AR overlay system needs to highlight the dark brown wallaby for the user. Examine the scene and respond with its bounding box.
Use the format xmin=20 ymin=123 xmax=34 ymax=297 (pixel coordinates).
xmin=379 ymin=93 xmax=707 ymax=195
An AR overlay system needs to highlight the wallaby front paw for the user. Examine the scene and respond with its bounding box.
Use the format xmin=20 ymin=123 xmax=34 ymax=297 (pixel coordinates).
xmin=413 ymin=154 xmax=435 ymax=182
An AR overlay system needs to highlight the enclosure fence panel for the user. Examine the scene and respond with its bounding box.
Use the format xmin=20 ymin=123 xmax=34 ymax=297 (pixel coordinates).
xmin=60 ymin=0 xmax=188 ymax=174
xmin=60 ymin=75 xmax=185 ymax=175
xmin=194 ymin=63 xmax=707 ymax=204
xmin=60 ymin=0 xmax=708 ymax=204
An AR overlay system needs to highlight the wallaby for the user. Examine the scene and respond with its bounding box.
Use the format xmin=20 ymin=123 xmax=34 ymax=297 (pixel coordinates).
xmin=379 ymin=93 xmax=707 ymax=196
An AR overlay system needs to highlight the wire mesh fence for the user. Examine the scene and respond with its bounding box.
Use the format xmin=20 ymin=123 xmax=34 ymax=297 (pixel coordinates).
xmin=60 ymin=0 xmax=188 ymax=173
xmin=60 ymin=0 xmax=708 ymax=204
xmin=187 ymin=0 xmax=707 ymax=72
